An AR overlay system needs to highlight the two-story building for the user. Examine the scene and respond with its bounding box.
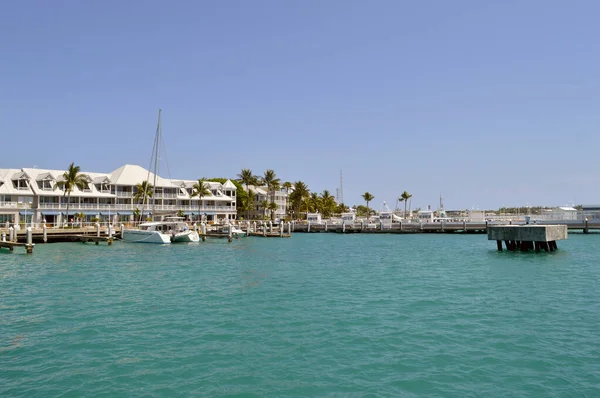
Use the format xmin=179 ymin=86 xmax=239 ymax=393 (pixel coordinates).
xmin=0 ymin=164 xmax=237 ymax=227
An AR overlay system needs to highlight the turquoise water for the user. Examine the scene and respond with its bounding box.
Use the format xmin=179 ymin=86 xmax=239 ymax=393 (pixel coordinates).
xmin=1 ymin=234 xmax=599 ymax=397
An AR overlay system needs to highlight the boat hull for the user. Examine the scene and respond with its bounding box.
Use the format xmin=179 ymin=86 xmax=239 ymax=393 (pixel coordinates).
xmin=122 ymin=229 xmax=171 ymax=244
xmin=171 ymin=230 xmax=200 ymax=243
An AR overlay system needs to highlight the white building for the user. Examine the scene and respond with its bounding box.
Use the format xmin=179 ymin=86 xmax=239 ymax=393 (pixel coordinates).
xmin=541 ymin=206 xmax=578 ymax=221
xmin=0 ymin=164 xmax=237 ymax=226
xmin=246 ymin=185 xmax=289 ymax=221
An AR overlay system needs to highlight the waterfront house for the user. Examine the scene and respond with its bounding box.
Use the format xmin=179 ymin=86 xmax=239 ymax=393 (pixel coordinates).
xmin=245 ymin=185 xmax=288 ymax=221
xmin=0 ymin=165 xmax=237 ymax=227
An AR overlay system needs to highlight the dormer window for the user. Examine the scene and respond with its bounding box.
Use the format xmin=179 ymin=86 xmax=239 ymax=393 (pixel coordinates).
xmin=13 ymin=178 xmax=29 ymax=190
xmin=38 ymin=180 xmax=53 ymax=190
xmin=82 ymin=181 xmax=91 ymax=191
xmin=94 ymin=182 xmax=110 ymax=193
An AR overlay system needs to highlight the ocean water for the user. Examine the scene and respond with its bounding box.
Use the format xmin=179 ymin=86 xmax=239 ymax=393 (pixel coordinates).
xmin=1 ymin=233 xmax=599 ymax=397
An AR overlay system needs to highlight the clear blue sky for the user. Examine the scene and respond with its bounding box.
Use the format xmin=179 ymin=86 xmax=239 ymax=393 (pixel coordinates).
xmin=2 ymin=0 xmax=600 ymax=210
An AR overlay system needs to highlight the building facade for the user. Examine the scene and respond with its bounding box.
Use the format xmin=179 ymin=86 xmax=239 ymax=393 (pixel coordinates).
xmin=245 ymin=185 xmax=289 ymax=221
xmin=0 ymin=164 xmax=237 ymax=227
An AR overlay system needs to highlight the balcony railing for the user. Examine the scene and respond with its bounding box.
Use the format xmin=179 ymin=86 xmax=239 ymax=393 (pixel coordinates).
xmin=28 ymin=204 xmax=236 ymax=212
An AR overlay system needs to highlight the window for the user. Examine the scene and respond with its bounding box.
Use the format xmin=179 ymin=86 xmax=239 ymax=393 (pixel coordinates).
xmin=38 ymin=180 xmax=53 ymax=190
xmin=13 ymin=179 xmax=29 ymax=190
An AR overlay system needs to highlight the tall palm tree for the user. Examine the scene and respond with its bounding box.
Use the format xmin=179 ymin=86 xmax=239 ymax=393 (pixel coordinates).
xmin=236 ymin=169 xmax=258 ymax=220
xmin=190 ymin=179 xmax=211 ymax=223
xmin=261 ymin=169 xmax=280 ymax=220
xmin=134 ymin=180 xmax=154 ymax=222
xmin=320 ymin=190 xmax=336 ymax=218
xmin=401 ymin=191 xmax=412 ymax=218
xmin=57 ymin=162 xmax=88 ymax=228
xmin=362 ymin=192 xmax=374 ymax=220
xmin=290 ymin=181 xmax=310 ymax=218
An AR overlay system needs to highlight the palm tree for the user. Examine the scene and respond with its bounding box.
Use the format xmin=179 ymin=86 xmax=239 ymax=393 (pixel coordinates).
xmin=134 ymin=180 xmax=154 ymax=222
xmin=397 ymin=196 xmax=405 ymax=215
xmin=267 ymin=202 xmax=278 ymax=220
xmin=289 ymin=181 xmax=310 ymax=219
xmin=56 ymin=162 xmax=88 ymax=228
xmin=237 ymin=168 xmax=259 ymax=219
xmin=190 ymin=179 xmax=211 ymax=223
xmin=362 ymin=192 xmax=374 ymax=220
xmin=261 ymin=169 xmax=281 ymax=220
xmin=401 ymin=191 xmax=412 ymax=218
xmin=320 ymin=190 xmax=336 ymax=218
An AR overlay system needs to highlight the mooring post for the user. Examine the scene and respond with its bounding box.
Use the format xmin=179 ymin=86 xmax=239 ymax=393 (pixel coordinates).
xmin=307 ymin=221 xmax=311 ymax=232
xmin=324 ymin=221 xmax=328 ymax=232
xmin=25 ymin=227 xmax=34 ymax=254
xmin=252 ymin=221 xmax=257 ymax=233
xmin=380 ymin=221 xmax=384 ymax=231
xmin=8 ymin=226 xmax=14 ymax=242
xmin=361 ymin=221 xmax=364 ymax=231
xmin=228 ymin=225 xmax=233 ymax=243
xmin=342 ymin=222 xmax=346 ymax=233
xmin=108 ymin=224 xmax=113 ymax=237
xmin=269 ymin=221 xmax=273 ymax=233
xmin=584 ymin=219 xmax=589 ymax=234
xmin=96 ymin=223 xmax=101 ymax=237
xmin=288 ymin=222 xmax=292 ymax=236
xmin=43 ymin=224 xmax=47 ymax=243
xmin=399 ymin=221 xmax=402 ymax=231
xmin=1 ymin=232 xmax=5 ymax=242
xmin=280 ymin=224 xmax=284 ymax=237
xmin=463 ymin=221 xmax=467 ymax=233
xmin=263 ymin=225 xmax=267 ymax=237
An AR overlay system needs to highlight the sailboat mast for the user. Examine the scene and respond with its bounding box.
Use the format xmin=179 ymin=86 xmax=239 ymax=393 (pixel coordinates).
xmin=152 ymin=109 xmax=161 ymax=221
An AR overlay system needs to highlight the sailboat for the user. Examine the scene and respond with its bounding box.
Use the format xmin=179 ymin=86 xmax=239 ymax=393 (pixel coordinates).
xmin=122 ymin=110 xmax=200 ymax=244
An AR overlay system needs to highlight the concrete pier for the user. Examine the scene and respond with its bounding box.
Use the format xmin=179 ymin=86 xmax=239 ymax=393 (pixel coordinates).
xmin=488 ymin=225 xmax=567 ymax=253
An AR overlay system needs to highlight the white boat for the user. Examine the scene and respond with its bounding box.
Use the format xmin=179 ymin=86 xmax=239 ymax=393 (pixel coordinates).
xmin=122 ymin=109 xmax=201 ymax=244
xmin=123 ymin=218 xmax=199 ymax=243
xmin=122 ymin=221 xmax=173 ymax=244
xmin=166 ymin=217 xmax=200 ymax=243
xmin=219 ymin=224 xmax=246 ymax=237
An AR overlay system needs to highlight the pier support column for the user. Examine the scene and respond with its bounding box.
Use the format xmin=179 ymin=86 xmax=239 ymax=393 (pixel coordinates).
xmin=26 ymin=227 xmax=34 ymax=254
xmin=496 ymin=240 xmax=502 ymax=251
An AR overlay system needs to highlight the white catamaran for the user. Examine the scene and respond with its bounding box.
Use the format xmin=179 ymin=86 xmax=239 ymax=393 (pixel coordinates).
xmin=122 ymin=110 xmax=200 ymax=244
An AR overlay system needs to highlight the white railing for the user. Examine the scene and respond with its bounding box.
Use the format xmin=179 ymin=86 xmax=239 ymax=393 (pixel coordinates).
xmin=23 ymin=204 xmax=237 ymax=213
xmin=116 ymin=192 xmax=132 ymax=197
xmin=0 ymin=201 xmax=19 ymax=208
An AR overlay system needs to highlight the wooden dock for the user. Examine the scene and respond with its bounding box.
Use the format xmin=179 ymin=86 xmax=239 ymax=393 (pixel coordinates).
xmin=0 ymin=241 xmax=34 ymax=253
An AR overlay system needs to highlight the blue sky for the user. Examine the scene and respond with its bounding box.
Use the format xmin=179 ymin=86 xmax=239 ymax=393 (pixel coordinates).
xmin=2 ymin=0 xmax=600 ymax=210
